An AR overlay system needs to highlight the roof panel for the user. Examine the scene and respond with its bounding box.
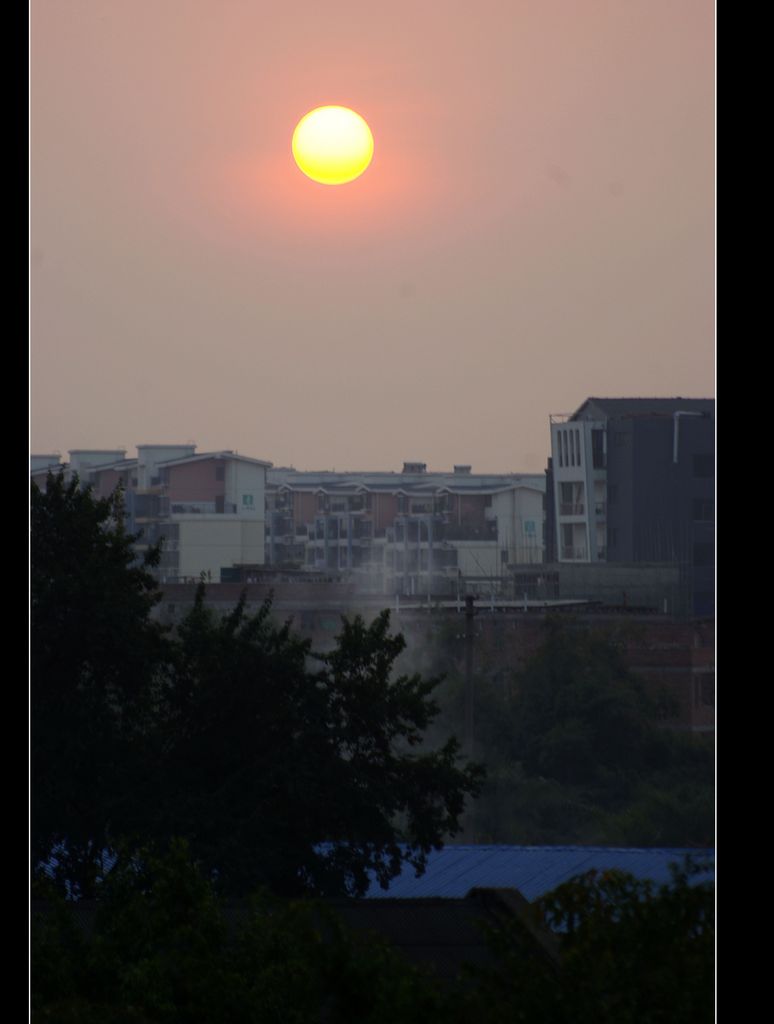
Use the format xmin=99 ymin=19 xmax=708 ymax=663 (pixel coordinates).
xmin=363 ymin=846 xmax=714 ymax=900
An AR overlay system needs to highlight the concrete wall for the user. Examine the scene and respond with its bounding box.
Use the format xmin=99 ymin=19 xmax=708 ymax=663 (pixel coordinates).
xmin=225 ymin=460 xmax=265 ymax=517
xmin=68 ymin=450 xmax=127 ymax=480
xmin=557 ymin=562 xmax=685 ymax=614
xmin=30 ymin=454 xmax=61 ymax=473
xmin=492 ymin=487 xmax=545 ymax=565
xmin=136 ymin=445 xmax=196 ymax=488
xmin=450 ymin=542 xmax=500 ymax=578
xmin=176 ymin=516 xmax=265 ymax=579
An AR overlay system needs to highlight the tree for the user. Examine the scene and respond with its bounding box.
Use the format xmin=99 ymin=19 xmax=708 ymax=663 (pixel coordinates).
xmin=511 ymin=616 xmax=659 ymax=785
xmin=456 ymin=857 xmax=715 ymax=1024
xmin=31 ymin=471 xmax=168 ymax=894
xmin=32 ymin=842 xmax=713 ymax=1024
xmin=32 ymin=839 xmax=444 ymax=1024
xmin=156 ymin=589 xmax=484 ymax=896
xmin=32 ymin=474 xmax=482 ymax=897
xmin=425 ymin=615 xmax=713 ymax=846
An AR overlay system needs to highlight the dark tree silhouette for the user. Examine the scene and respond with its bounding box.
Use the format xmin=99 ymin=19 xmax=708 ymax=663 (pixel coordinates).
xmin=158 ymin=590 xmax=484 ymax=895
xmin=31 ymin=471 xmax=167 ymax=894
xmin=31 ymin=474 xmax=482 ymax=897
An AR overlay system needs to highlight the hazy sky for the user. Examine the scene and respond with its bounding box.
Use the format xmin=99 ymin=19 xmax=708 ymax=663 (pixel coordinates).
xmin=31 ymin=0 xmax=714 ymax=473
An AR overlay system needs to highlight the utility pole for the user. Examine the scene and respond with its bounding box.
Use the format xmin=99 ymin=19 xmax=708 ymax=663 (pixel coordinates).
xmin=464 ymin=594 xmax=475 ymax=758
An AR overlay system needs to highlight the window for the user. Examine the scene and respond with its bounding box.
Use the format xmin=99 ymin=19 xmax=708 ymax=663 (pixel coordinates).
xmin=242 ymin=493 xmax=254 ymax=507
xmin=215 ymin=464 xmax=225 ymax=481
xmin=524 ymin=520 xmax=536 ymax=535
xmin=559 ymin=482 xmax=584 ymax=515
xmin=591 ymin=429 xmax=605 ymax=469
xmin=574 ymin=430 xmax=582 ymax=467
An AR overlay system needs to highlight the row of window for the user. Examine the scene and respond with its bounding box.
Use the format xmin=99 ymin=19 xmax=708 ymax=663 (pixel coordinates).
xmin=556 ymin=428 xmax=583 ymax=468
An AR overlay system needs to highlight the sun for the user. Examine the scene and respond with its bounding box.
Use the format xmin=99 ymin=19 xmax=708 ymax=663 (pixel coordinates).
xmin=292 ymin=106 xmax=374 ymax=185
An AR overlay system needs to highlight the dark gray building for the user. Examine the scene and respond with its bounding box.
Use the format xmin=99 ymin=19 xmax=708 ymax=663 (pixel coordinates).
xmin=549 ymin=397 xmax=715 ymax=617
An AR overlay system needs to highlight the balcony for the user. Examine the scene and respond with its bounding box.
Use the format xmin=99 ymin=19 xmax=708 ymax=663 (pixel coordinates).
xmin=559 ymin=503 xmax=585 ymax=516
xmin=561 ymin=546 xmax=588 ymax=561
xmin=170 ymin=501 xmax=217 ymax=515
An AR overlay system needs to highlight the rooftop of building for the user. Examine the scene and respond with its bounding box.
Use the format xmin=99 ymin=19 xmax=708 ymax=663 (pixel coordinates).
xmin=362 ymin=844 xmax=714 ymax=900
xmin=571 ymin=397 xmax=715 ymax=420
xmin=269 ymin=468 xmax=546 ymax=494
xmin=158 ymin=450 xmax=273 ymax=469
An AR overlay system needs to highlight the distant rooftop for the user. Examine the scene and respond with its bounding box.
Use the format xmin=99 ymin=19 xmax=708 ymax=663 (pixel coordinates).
xmin=363 ymin=845 xmax=714 ymax=900
xmin=159 ymin=450 xmax=273 ymax=469
xmin=572 ymin=397 xmax=715 ymax=420
xmin=269 ymin=468 xmax=545 ymax=494
xmin=68 ymin=448 xmax=128 ymax=456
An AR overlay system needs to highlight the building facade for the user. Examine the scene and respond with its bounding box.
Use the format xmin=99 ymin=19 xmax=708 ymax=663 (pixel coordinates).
xmin=548 ymin=398 xmax=715 ymax=616
xmin=32 ymin=445 xmax=271 ymax=584
xmin=266 ymin=463 xmax=546 ymax=595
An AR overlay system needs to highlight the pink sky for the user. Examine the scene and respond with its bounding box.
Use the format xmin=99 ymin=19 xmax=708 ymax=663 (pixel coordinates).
xmin=31 ymin=0 xmax=714 ymax=473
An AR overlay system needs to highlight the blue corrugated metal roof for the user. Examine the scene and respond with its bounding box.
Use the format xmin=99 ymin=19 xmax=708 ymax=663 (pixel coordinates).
xmin=364 ymin=846 xmax=714 ymax=900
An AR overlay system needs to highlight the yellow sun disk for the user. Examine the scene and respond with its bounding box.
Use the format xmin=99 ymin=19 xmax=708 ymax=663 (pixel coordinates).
xmin=292 ymin=106 xmax=374 ymax=185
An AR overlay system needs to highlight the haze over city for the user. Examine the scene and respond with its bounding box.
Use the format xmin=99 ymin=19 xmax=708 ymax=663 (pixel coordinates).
xmin=31 ymin=0 xmax=714 ymax=472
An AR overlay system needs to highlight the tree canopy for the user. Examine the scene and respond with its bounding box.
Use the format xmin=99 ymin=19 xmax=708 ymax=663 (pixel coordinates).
xmin=33 ymin=840 xmax=714 ymax=1024
xmin=459 ymin=856 xmax=714 ymax=1024
xmin=511 ymin=616 xmax=661 ymax=785
xmin=31 ymin=472 xmax=167 ymax=894
xmin=31 ymin=474 xmax=482 ymax=897
xmin=154 ymin=588 xmax=483 ymax=896
xmin=424 ymin=615 xmax=714 ymax=847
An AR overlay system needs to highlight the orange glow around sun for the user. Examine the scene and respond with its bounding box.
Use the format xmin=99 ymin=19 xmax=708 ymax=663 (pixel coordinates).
xmin=292 ymin=106 xmax=374 ymax=185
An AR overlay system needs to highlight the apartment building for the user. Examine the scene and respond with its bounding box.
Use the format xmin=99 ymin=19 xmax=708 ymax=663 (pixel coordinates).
xmin=547 ymin=398 xmax=715 ymax=616
xmin=32 ymin=445 xmax=271 ymax=583
xmin=266 ymin=463 xmax=546 ymax=595
xmin=33 ymin=451 xmax=544 ymax=592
